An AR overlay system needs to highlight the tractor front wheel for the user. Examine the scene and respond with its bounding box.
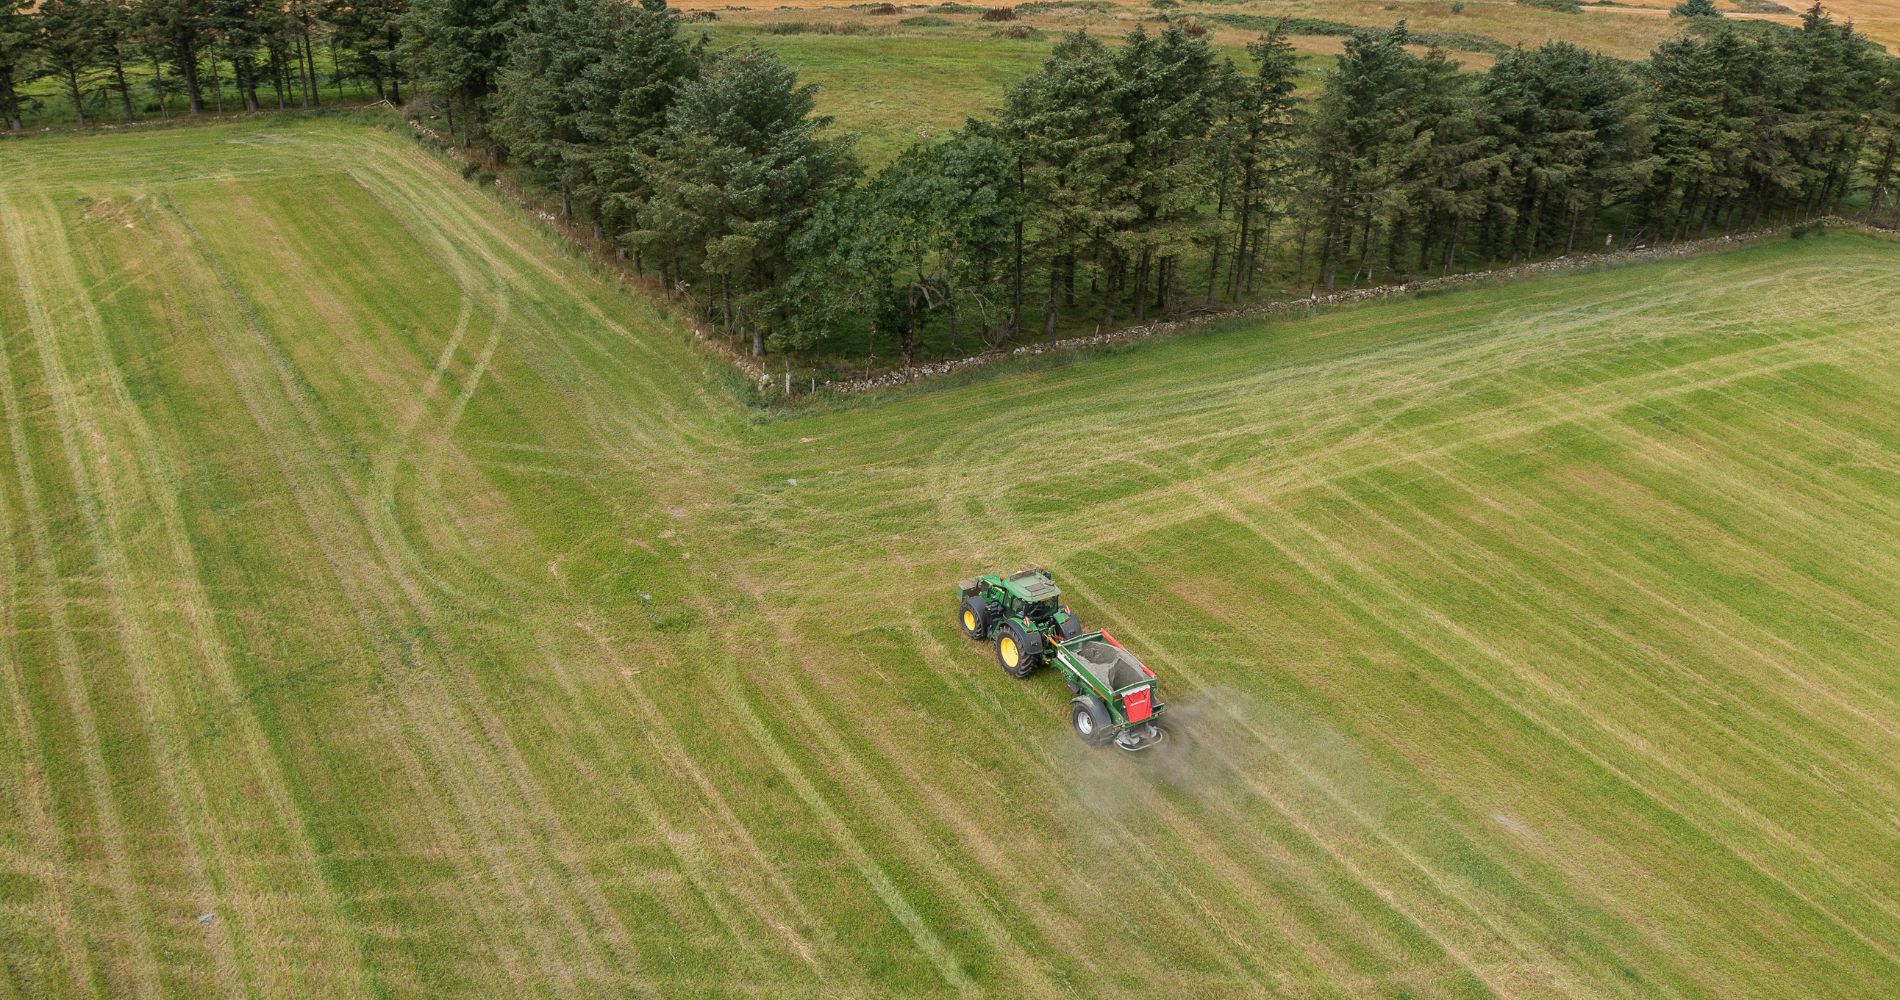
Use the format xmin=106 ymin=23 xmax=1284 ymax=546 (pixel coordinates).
xmin=959 ymin=598 xmax=990 ymax=640
xmin=1070 ymin=697 xmax=1113 ymax=746
xmin=995 ymin=622 xmax=1039 ymax=679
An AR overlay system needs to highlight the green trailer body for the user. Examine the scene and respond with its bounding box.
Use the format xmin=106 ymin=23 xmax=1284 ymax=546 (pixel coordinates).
xmin=954 ymin=569 xmax=1168 ymax=751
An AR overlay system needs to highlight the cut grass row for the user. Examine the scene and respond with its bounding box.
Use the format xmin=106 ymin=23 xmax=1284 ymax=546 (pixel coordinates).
xmin=3 ymin=116 xmax=1900 ymax=997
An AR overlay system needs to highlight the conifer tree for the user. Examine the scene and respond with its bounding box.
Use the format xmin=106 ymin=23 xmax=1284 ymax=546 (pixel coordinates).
xmin=402 ymin=0 xmax=524 ymax=142
xmin=36 ymin=0 xmax=101 ymax=123
xmin=1220 ymin=25 xmax=1299 ymax=299
xmin=634 ymin=46 xmax=855 ymax=356
xmin=1000 ymin=31 xmax=1127 ymax=333
xmin=0 ymin=0 xmax=30 ymax=129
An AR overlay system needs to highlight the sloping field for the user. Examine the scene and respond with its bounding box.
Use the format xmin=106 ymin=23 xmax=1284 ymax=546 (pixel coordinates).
xmin=4 ymin=117 xmax=1900 ymax=998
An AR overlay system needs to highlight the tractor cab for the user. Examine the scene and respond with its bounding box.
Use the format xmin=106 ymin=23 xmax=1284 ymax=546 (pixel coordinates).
xmin=956 ymin=568 xmax=1082 ymax=677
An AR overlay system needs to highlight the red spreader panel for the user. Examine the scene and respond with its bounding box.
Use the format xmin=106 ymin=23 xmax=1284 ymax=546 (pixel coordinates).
xmin=1122 ymin=686 xmax=1153 ymax=723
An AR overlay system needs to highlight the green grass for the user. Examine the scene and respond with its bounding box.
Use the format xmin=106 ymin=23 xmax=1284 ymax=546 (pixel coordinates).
xmin=5 ymin=115 xmax=1900 ymax=998
xmin=711 ymin=26 xmax=1060 ymax=165
xmin=710 ymin=20 xmax=1326 ymax=166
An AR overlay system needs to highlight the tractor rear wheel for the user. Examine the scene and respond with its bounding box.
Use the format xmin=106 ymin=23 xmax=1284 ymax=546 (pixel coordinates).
xmin=1070 ymin=696 xmax=1112 ymax=746
xmin=959 ymin=598 xmax=990 ymax=640
xmin=994 ymin=622 xmax=1039 ymax=679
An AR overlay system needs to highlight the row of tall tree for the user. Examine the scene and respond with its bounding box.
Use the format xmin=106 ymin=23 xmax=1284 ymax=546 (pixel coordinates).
xmin=0 ymin=0 xmax=404 ymax=127
xmin=472 ymin=4 xmax=1896 ymax=361
xmin=8 ymin=0 xmax=1895 ymax=364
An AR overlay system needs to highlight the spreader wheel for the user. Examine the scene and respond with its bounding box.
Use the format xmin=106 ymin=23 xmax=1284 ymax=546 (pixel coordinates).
xmin=959 ymin=598 xmax=990 ymax=639
xmin=995 ymin=622 xmax=1039 ymax=679
xmin=1070 ymin=696 xmax=1113 ymax=746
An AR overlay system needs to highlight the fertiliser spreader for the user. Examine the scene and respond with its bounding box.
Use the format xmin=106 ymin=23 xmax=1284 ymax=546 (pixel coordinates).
xmin=956 ymin=569 xmax=1168 ymax=751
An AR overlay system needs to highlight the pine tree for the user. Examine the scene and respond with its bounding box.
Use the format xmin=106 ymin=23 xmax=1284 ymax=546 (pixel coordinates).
xmin=329 ymin=0 xmax=408 ymax=103
xmin=1670 ymin=0 xmax=1719 ymax=18
xmin=591 ymin=0 xmax=702 ymax=248
xmin=783 ymin=129 xmax=1019 ymax=361
xmin=493 ymin=0 xmax=624 ymax=218
xmin=1866 ymin=63 xmax=1900 ymax=218
xmin=1481 ymin=41 xmax=1650 ymax=259
xmin=633 ymin=46 xmax=855 ymax=356
xmin=212 ymin=0 xmax=267 ymax=111
xmin=402 ymin=0 xmax=525 ymax=143
xmin=1221 ymin=25 xmax=1299 ymax=299
xmin=94 ymin=0 xmax=139 ymax=118
xmin=1109 ymin=22 xmax=1221 ymax=319
xmin=0 ymin=0 xmax=29 ymax=129
xmin=1306 ymin=23 xmax=1434 ymax=288
xmin=1000 ymin=31 xmax=1127 ymax=334
xmin=36 ymin=0 xmax=101 ymax=123
xmin=139 ymin=0 xmax=212 ymax=115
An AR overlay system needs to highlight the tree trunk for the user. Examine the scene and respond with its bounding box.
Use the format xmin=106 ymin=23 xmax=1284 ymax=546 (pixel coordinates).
xmin=65 ymin=68 xmax=87 ymax=124
xmin=1043 ymin=261 xmax=1058 ymax=339
xmin=113 ymin=58 xmax=134 ymax=120
xmin=1132 ymin=249 xmax=1150 ymax=322
xmin=387 ymin=26 xmax=404 ymax=103
xmin=1 ymin=74 xmax=19 ymax=130
xmin=328 ymin=37 xmax=344 ymax=98
xmin=944 ymin=245 xmax=959 ymax=351
xmin=182 ymin=44 xmax=204 ymax=115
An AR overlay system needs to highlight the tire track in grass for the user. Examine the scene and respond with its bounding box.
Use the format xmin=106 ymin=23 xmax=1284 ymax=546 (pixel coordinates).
xmin=0 ymin=196 xmax=166 ymax=1000
xmin=345 ymin=150 xmax=721 ymax=459
xmin=746 ymin=635 xmax=1075 ymax=996
xmin=1322 ymin=470 xmax=1900 ymax=949
xmin=1429 ymin=430 xmax=1900 ymax=768
xmin=146 ymin=192 xmax=564 ymax=992
xmin=1215 ymin=487 xmax=1900 ymax=977
xmin=203 ymin=169 xmax=703 ymax=988
xmin=165 ymin=184 xmax=682 ymax=994
xmin=0 ymin=272 xmax=92 ymax=999
xmin=907 ymin=621 xmax=1406 ymax=996
xmin=575 ymin=622 xmax=828 ymax=975
xmin=1535 ymin=399 xmax=1900 ymax=732
xmin=57 ymin=190 xmax=382 ymax=997
xmin=1110 ymin=531 xmax=1700 ymax=999
xmin=1373 ymin=456 xmax=1900 ymax=824
xmin=1053 ymin=569 xmax=1528 ymax=1000
xmin=1000 ymin=341 xmax=1830 ymax=557
xmin=714 ymin=665 xmax=977 ymax=998
xmin=534 ymin=651 xmax=780 ymax=981
xmin=218 ymin=185 xmax=522 ymax=613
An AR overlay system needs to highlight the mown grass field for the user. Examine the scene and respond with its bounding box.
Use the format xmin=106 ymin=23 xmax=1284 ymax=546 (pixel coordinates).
xmin=5 ymin=115 xmax=1900 ymax=998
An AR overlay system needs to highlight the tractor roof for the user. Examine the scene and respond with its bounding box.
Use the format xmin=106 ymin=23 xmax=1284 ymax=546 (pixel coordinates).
xmin=1001 ymin=569 xmax=1060 ymax=603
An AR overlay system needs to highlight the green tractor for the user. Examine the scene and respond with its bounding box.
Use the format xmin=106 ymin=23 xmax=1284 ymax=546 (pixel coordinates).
xmin=956 ymin=569 xmax=1169 ymax=752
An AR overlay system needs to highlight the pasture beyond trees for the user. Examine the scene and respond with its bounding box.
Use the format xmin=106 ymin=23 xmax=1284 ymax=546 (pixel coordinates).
xmin=5 ymin=116 xmax=1900 ymax=997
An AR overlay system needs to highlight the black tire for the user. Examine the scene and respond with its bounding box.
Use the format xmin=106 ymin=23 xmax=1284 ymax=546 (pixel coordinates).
xmin=1070 ymin=696 xmax=1113 ymax=746
xmin=958 ymin=597 xmax=990 ymax=639
xmin=994 ymin=621 xmax=1040 ymax=679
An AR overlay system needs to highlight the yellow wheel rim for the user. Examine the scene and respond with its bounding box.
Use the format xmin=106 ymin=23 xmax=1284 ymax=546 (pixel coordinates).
xmin=963 ymin=610 xmax=976 ymax=631
xmin=1000 ymin=635 xmax=1019 ymax=667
